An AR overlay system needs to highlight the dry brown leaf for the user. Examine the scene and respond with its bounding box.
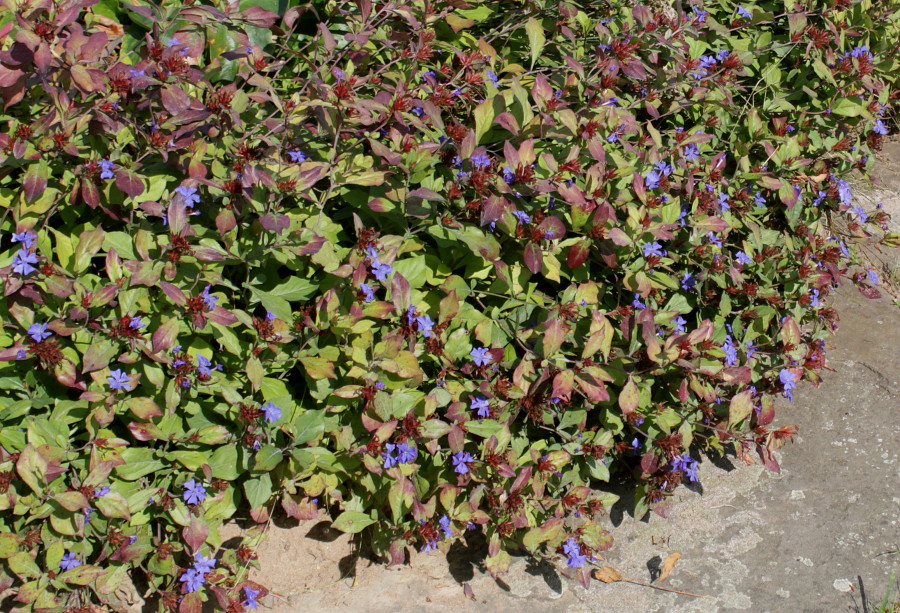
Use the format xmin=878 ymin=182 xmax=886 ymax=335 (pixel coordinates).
xmin=656 ymin=551 xmax=682 ymax=582
xmin=92 ymin=15 xmax=124 ymax=37
xmin=592 ymin=566 xmax=622 ymax=583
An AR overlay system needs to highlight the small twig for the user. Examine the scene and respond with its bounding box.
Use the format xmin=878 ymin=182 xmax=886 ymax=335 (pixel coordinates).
xmin=618 ymin=577 xmax=715 ymax=599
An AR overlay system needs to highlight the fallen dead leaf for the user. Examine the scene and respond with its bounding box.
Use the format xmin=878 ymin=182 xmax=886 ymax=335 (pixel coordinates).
xmin=592 ymin=566 xmax=622 ymax=583
xmin=92 ymin=15 xmax=124 ymax=37
xmin=656 ymin=551 xmax=682 ymax=583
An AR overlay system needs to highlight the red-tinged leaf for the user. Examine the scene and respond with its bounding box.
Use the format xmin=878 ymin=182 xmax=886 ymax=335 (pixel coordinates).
xmin=125 ymin=397 xmax=162 ymax=419
xmin=575 ymin=371 xmax=609 ymax=402
xmin=779 ymin=316 xmax=801 ymax=346
xmin=159 ymin=281 xmax=187 ymax=306
xmin=59 ymin=564 xmax=105 ymax=586
xmin=391 ymin=271 xmax=411 ymax=313
xmin=618 ymin=377 xmax=639 ymax=416
xmin=757 ymin=395 xmax=775 ymax=426
xmin=567 ymin=240 xmax=591 ymax=269
xmin=55 ymin=360 xmax=86 ymax=390
xmin=621 ymin=59 xmax=647 ymax=79
xmin=216 ymin=209 xmax=236 ymax=235
xmin=728 ymin=391 xmax=754 ymax=426
xmin=194 ymin=246 xmax=226 ymax=261
xmin=152 ymin=317 xmax=180 ymax=354
xmin=179 ymin=592 xmax=203 ymax=613
xmin=81 ymin=179 xmax=100 ymax=208
xmin=259 ymin=213 xmax=290 ymax=235
xmin=161 ymin=84 xmax=191 ymax=115
xmin=524 ymin=243 xmax=542 ymax=274
xmin=183 ymin=517 xmax=208 ymax=553
xmin=510 ymin=467 xmax=532 ymax=493
xmin=757 ymin=443 xmax=780 ymax=473
xmin=54 ymin=490 xmax=89 ymax=511
xmin=70 ymin=65 xmax=97 ymax=92
xmin=640 ymin=450 xmax=659 ymax=474
xmin=607 ymin=228 xmax=631 ymax=246
xmin=551 ymin=370 xmax=574 ymax=401
xmin=858 ymin=285 xmax=882 ymax=300
xmin=720 ymin=366 xmax=751 ymax=384
xmin=495 ymin=112 xmax=520 ymax=135
xmin=694 ymin=216 xmax=730 ymax=233
xmin=23 ymin=164 xmax=48 ymax=202
xmin=207 ymin=307 xmax=238 ymax=326
xmin=91 ymin=285 xmax=118 ymax=308
xmin=115 ymin=169 xmax=144 ymax=198
xmin=127 ymin=421 xmax=164 ymax=441
xmin=299 ymin=355 xmax=336 ymax=380
xmin=300 ymin=235 xmax=326 ymax=255
xmin=240 ymin=6 xmax=279 ymax=27
xmin=542 ymin=319 xmax=566 ymax=357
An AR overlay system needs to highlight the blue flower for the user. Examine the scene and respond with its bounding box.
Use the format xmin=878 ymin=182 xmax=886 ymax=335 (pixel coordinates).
xmin=94 ymin=486 xmax=110 ymax=497
xmin=288 ymin=150 xmax=308 ymax=162
xmin=451 ymin=451 xmax=474 ymax=474
xmin=371 ymin=260 xmax=393 ymax=281
xmin=107 ymin=369 xmax=132 ymax=391
xmin=469 ymin=347 xmax=492 ymax=366
xmin=375 ymin=380 xmax=385 ymax=390
xmin=12 ymin=249 xmax=38 ymax=275
xmin=563 ymin=538 xmax=588 ymax=568
xmin=718 ymin=192 xmax=730 ymax=211
xmin=129 ymin=316 xmax=146 ymax=329
xmin=196 ymin=355 xmax=213 ymax=378
xmin=779 ymin=369 xmax=797 ymax=402
xmin=641 ymin=242 xmax=665 ymax=257
xmin=439 ymin=514 xmax=454 ymax=538
xmin=723 ymin=335 xmax=739 ymax=366
xmin=471 ymin=153 xmax=491 ymax=167
xmin=16 ymin=350 xmax=27 ymax=360
xmin=683 ymin=143 xmax=700 ymax=161
xmin=810 ymin=288 xmax=820 ymax=307
xmin=192 ymin=553 xmax=216 ymax=574
xmin=11 ymin=231 xmax=36 ymax=249
xmin=501 ymin=166 xmax=516 ymax=184
xmin=486 ymin=69 xmax=499 ymax=85
xmin=261 ymin=401 xmax=282 ymax=423
xmin=129 ymin=69 xmax=145 ymax=77
xmin=359 ymin=282 xmax=375 ymax=302
xmin=180 ymin=568 xmax=205 ymax=593
xmin=867 ymin=269 xmax=879 ymax=285
xmin=98 ymin=160 xmax=115 ymax=179
xmin=681 ymin=272 xmax=696 ymax=290
xmin=735 ymin=251 xmax=752 ymax=265
xmin=737 ymin=6 xmax=752 ymax=18
xmin=59 ymin=552 xmax=81 ymax=571
xmin=707 ymin=232 xmax=722 ymax=248
xmin=200 ymin=285 xmax=219 ymax=310
xmin=692 ymin=6 xmax=708 ymax=22
xmin=175 ymin=185 xmax=200 ymax=207
xmin=470 ymin=396 xmax=490 ymax=418
xmin=244 ymin=586 xmax=260 ymax=609
xmin=383 ymin=443 xmax=399 ymax=469
xmin=396 ymin=442 xmax=418 ymax=464
xmin=416 ymin=314 xmax=434 ymax=338
xmin=644 ymin=170 xmax=661 ymax=189
xmin=512 ymin=210 xmax=531 ymax=224
xmin=836 ymin=178 xmax=852 ymax=205
xmin=672 ymin=316 xmax=687 ymax=334
xmin=182 ymin=479 xmax=207 ymax=505
xmin=28 ymin=323 xmax=52 ymax=342
xmin=654 ymin=160 xmax=673 ymax=176
xmin=166 ymin=37 xmax=181 ymax=47
xmin=632 ymin=294 xmax=646 ymax=309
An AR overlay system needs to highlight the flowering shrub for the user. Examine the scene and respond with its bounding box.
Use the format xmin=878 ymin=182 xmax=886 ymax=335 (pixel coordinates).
xmin=0 ymin=0 xmax=898 ymax=609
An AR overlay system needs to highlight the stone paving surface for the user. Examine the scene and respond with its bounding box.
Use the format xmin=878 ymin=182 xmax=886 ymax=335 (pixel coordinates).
xmin=246 ymin=286 xmax=898 ymax=613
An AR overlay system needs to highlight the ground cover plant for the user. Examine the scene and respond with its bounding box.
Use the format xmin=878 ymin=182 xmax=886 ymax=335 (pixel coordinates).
xmin=0 ymin=0 xmax=898 ymax=610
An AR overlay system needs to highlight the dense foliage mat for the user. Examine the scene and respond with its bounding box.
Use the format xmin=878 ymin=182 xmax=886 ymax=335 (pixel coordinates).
xmin=0 ymin=0 xmax=898 ymax=609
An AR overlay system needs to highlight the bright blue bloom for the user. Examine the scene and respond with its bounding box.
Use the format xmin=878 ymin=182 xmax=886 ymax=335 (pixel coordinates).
xmin=641 ymin=242 xmax=665 ymax=257
xmin=867 ymin=269 xmax=879 ymax=285
xmin=654 ymin=160 xmax=673 ymax=176
xmin=672 ymin=316 xmax=687 ymax=334
xmin=99 ymin=160 xmax=115 ymax=179
xmin=452 ymin=451 xmax=474 ymax=474
xmin=683 ymin=143 xmax=700 ymax=161
xmin=779 ymin=369 xmax=798 ymax=402
xmin=632 ymin=294 xmax=646 ymax=309
xmin=383 ymin=444 xmax=399 ymax=469
xmin=723 ymin=335 xmax=738 ymax=366
xmin=180 ymin=568 xmax=205 ymax=593
xmin=16 ymin=350 xmax=27 ymax=360
xmin=486 ymin=70 xmax=499 ymax=85
xmin=836 ymin=178 xmax=852 ymax=205
xmin=375 ymin=380 xmax=385 ymax=390
xmin=745 ymin=341 xmax=756 ymax=359
xmin=107 ymin=369 xmax=131 ymax=391
xmin=396 ymin=442 xmax=417 ymax=464
xmin=360 ymin=282 xmax=375 ymax=302
xmin=512 ymin=210 xmax=531 ymax=224
xmin=94 ymin=486 xmax=110 ymax=497
xmin=471 ymin=153 xmax=491 ymax=167
xmin=470 ymin=347 xmax=492 ymax=366
xmin=193 ymin=553 xmax=216 ymax=574
xmin=59 ymin=552 xmax=81 ymax=570
xmin=421 ymin=71 xmax=436 ymax=80
xmin=754 ymin=192 xmax=766 ymax=208
xmin=129 ymin=316 xmax=145 ymax=329
xmin=166 ymin=37 xmax=181 ymax=47
xmin=129 ymin=69 xmax=145 ymax=77
xmin=12 ymin=249 xmax=38 ymax=275
xmin=563 ymin=538 xmax=588 ymax=568
xmin=439 ymin=515 xmax=454 ymax=538
xmin=607 ymin=132 xmax=619 ymax=143
xmin=200 ymin=285 xmax=218 ymax=310
xmin=288 ymin=150 xmax=307 ymax=163
xmin=501 ymin=166 xmax=516 ymax=184
xmin=416 ymin=314 xmax=434 ymax=338
xmin=681 ymin=272 xmax=695 ymax=290
xmin=735 ymin=251 xmax=752 ymax=265
xmin=718 ymin=192 xmax=730 ymax=211
xmin=371 ymin=260 xmax=393 ymax=281
xmin=196 ymin=355 xmax=213 ymax=377
xmin=810 ymin=288 xmax=820 ymax=307
xmin=182 ymin=479 xmax=206 ymax=505
xmin=28 ymin=323 xmax=52 ymax=342
xmin=851 ymin=205 xmax=868 ymax=222
xmin=244 ymin=586 xmax=260 ymax=609
xmin=737 ymin=6 xmax=752 ymax=18
xmin=266 ymin=311 xmax=276 ymax=321
xmin=175 ymin=185 xmax=200 ymax=207
xmin=261 ymin=401 xmax=282 ymax=423
xmin=470 ymin=396 xmax=490 ymax=418
xmin=692 ymin=6 xmax=708 ymax=22
xmin=812 ymin=191 xmax=826 ymax=207
xmin=707 ymin=232 xmax=722 ymax=248
xmin=12 ymin=231 xmax=36 ymax=248
xmin=644 ymin=170 xmax=661 ymax=189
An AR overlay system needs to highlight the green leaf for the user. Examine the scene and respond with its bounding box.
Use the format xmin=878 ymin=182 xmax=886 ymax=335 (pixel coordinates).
xmin=243 ymin=474 xmax=273 ymax=509
xmin=832 ymin=96 xmax=869 ymax=117
xmin=292 ymin=410 xmax=325 ymax=445
xmin=269 ymin=277 xmax=317 ymax=302
xmin=729 ymin=391 xmax=754 ymax=427
xmin=8 ymin=551 xmax=41 ymax=579
xmin=246 ymin=285 xmax=293 ymax=322
xmin=0 ymin=533 xmax=20 ymax=558
xmin=298 ymin=355 xmax=336 ymax=380
xmin=524 ymin=18 xmax=546 ymax=68
xmin=474 ymin=96 xmax=497 ymax=144
xmin=253 ymin=445 xmax=283 ymax=471
xmin=331 ymin=510 xmax=376 ymax=534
